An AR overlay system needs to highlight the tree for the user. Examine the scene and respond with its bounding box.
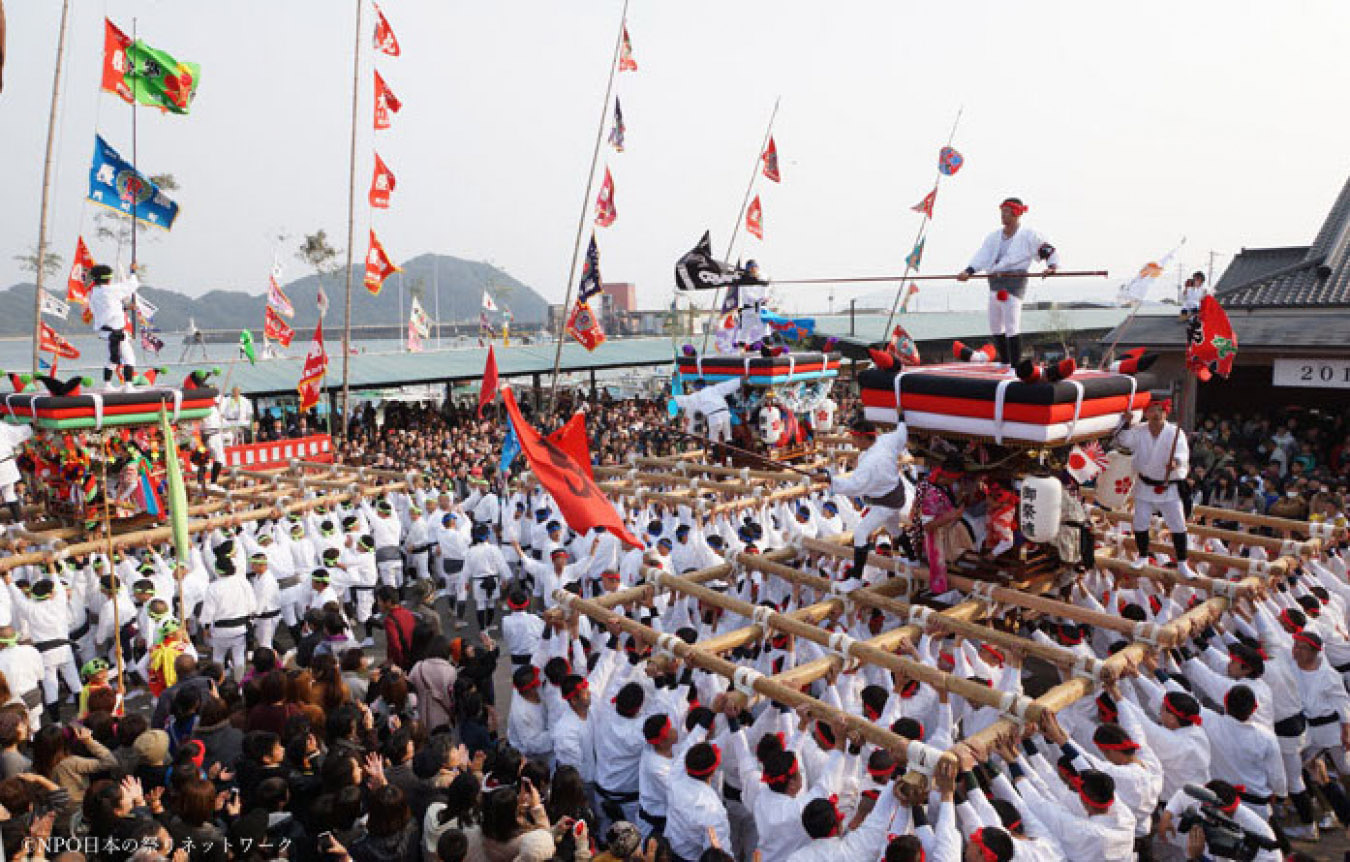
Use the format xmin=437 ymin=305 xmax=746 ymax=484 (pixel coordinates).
xmin=13 ymin=245 xmax=64 ymax=282
xmin=296 ymin=230 xmax=340 ymax=278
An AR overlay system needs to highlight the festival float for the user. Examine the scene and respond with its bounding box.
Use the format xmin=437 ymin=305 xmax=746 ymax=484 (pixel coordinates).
xmin=0 ymin=370 xmax=219 ymax=529
xmin=670 ymin=233 xmax=842 ymax=463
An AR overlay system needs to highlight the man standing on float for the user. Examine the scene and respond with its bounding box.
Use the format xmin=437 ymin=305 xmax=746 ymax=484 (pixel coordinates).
xmin=820 ymin=418 xmax=912 ymax=580
xmin=1116 ymin=394 xmax=1193 ymax=577
xmin=956 ymin=197 xmax=1059 ymax=366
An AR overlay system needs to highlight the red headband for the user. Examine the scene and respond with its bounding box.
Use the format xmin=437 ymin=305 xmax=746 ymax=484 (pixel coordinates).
xmin=825 ymin=794 xmax=846 ymax=837
xmin=1163 ymin=695 xmax=1202 ymax=726
xmin=866 ymin=761 xmax=896 ymax=780
xmin=850 ymin=429 xmax=878 ymax=438
xmin=1219 ymin=787 xmax=1242 ymax=814
xmin=563 ymin=679 xmax=589 ymax=701
xmin=763 ymin=754 xmax=799 ymax=786
xmin=515 ymin=668 xmax=542 ymax=692
xmin=1074 ymin=779 xmax=1114 ymax=812
xmin=968 ymin=828 xmax=999 ymax=862
xmin=1000 ymin=200 xmax=1028 ymax=217
xmin=686 ymin=744 xmax=722 ymax=778
xmin=1292 ymin=631 xmax=1323 ymax=652
xmin=980 ymin=644 xmax=1006 ymax=666
xmin=645 ymin=716 xmax=673 ymax=745
xmin=1278 ymin=609 xmax=1302 ymax=631
xmin=507 ymin=595 xmax=530 ymax=610
xmin=1096 ymin=737 xmax=1140 ymax=753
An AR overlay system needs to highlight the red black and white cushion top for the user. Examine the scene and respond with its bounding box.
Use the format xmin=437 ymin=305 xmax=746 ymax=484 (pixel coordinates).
xmin=859 ymin=363 xmax=1148 ymax=445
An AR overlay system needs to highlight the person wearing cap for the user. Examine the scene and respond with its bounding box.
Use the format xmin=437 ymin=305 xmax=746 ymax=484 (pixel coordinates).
xmin=93 ymin=573 xmax=137 ymax=661
xmin=516 ymin=543 xmax=584 ymax=611
xmin=955 ymin=197 xmax=1060 ymax=367
xmin=435 ymin=509 xmax=471 ymax=625
xmin=819 ymin=417 xmax=912 ymax=581
xmin=276 ymin=520 xmax=315 ymax=643
xmin=1116 ymin=396 xmax=1194 ymax=577
xmin=87 ymin=263 xmax=140 ymax=389
xmin=469 ymin=476 xmax=501 ymax=535
xmin=0 ymin=625 xmax=44 ymax=729
xmin=3 ymin=570 xmax=81 ymax=717
xmin=507 ymin=664 xmax=554 ymax=769
xmin=338 ymin=534 xmax=380 ymax=646
xmin=464 ymin=521 xmax=511 ymax=632
xmin=404 ymin=504 xmax=434 ymax=584
xmin=672 ymin=377 xmax=742 ymax=452
xmin=366 ymin=497 xmax=407 ymax=591
xmin=201 ymin=543 xmax=258 ymax=680
xmin=246 ymin=551 xmax=282 ymax=651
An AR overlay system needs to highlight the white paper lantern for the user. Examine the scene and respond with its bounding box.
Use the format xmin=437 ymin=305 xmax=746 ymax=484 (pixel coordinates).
xmin=1019 ymin=475 xmax=1063 ymax=544
xmin=1094 ymin=451 xmax=1136 ymax=511
xmin=812 ymin=398 xmax=837 ymax=432
xmin=758 ymin=405 xmax=783 ymax=445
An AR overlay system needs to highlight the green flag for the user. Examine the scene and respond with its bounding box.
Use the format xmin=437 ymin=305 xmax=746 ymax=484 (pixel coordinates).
xmin=158 ymin=406 xmax=191 ymax=582
xmin=126 ymin=39 xmax=201 ymax=114
xmin=239 ymin=330 xmax=257 ymax=365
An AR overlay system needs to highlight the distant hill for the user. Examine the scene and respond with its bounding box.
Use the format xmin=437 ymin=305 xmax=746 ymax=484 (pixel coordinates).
xmin=0 ymin=253 xmax=548 ymax=335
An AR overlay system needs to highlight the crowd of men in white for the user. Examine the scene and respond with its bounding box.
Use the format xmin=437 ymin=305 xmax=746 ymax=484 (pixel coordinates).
xmin=0 ymin=442 xmax=1347 ymax=862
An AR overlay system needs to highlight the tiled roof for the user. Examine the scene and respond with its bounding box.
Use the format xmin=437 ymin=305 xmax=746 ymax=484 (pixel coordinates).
xmin=1103 ymin=310 xmax=1349 ymax=351
xmin=1216 ymin=175 xmax=1350 ymax=308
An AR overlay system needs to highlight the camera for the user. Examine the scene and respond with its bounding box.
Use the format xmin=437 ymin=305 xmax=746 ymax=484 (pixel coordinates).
xmin=1176 ymin=785 xmax=1281 ymax=862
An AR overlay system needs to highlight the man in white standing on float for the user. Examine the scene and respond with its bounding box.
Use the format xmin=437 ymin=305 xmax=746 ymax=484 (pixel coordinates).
xmin=818 ymin=417 xmax=912 ymax=581
xmin=1116 ymin=394 xmax=1193 ymax=576
xmin=957 ymin=197 xmax=1059 ymax=367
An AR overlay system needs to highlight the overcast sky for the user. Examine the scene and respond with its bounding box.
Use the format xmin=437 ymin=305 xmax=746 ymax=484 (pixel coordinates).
xmin=4 ymin=0 xmax=1350 ymax=319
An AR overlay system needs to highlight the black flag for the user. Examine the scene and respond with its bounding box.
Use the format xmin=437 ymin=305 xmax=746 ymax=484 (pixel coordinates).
xmin=674 ymin=231 xmax=738 ymax=293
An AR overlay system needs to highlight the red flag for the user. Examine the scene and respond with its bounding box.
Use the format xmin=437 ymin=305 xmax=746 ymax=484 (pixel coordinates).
xmin=369 ymin=152 xmax=396 ymax=209
xmin=373 ymin=70 xmax=402 ymax=130
xmin=477 ymin=345 xmax=499 ymax=418
xmin=911 ymin=187 xmax=937 ymax=218
xmin=594 ymin=167 xmax=617 ymax=227
xmin=500 ymin=385 xmax=641 ymax=549
xmin=298 ymin=321 xmax=328 ymax=410
xmin=102 ymin=19 xmax=134 ymax=103
xmin=39 ymin=323 xmax=80 ymax=359
xmin=618 ymin=25 xmax=637 ymax=71
xmin=373 ymin=3 xmax=401 ymax=56
xmin=264 ymin=306 xmax=295 ymax=347
xmin=363 ymin=229 xmax=400 ymax=295
xmin=762 ymin=136 xmax=781 ymax=183
xmin=745 ymin=195 xmax=764 ymax=240
xmin=548 ymin=411 xmax=595 ymax=481
xmin=1186 ymin=295 xmax=1238 ymax=381
xmin=67 ymin=237 xmax=96 ymax=304
xmin=566 ymin=299 xmax=606 ymax=351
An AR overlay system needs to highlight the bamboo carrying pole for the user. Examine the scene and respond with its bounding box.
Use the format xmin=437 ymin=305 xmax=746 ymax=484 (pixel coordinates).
xmin=554 ymin=589 xmax=955 ymax=783
xmin=1093 ymin=510 xmax=1317 ymax=557
xmin=0 ymin=481 xmax=409 ymax=574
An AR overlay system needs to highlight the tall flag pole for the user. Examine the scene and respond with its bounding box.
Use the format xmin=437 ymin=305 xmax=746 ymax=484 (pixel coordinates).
xmin=881 ymin=106 xmax=965 ymax=336
xmin=548 ymin=0 xmax=631 ymax=409
xmin=339 ymin=0 xmax=365 ymax=435
xmin=700 ymin=96 xmax=780 ymax=352
xmin=30 ymin=0 xmax=74 ymax=374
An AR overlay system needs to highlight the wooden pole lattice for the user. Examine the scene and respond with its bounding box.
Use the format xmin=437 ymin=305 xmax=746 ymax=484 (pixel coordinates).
xmin=542 ymin=447 xmax=1324 ymax=788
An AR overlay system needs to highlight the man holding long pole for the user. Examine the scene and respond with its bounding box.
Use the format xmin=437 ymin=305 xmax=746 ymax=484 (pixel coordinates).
xmin=956 ymin=197 xmax=1059 ymax=367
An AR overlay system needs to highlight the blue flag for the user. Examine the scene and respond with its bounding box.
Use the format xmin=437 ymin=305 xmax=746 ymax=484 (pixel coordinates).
xmin=760 ymin=311 xmax=816 ymax=342
xmin=578 ymin=234 xmax=602 ymax=302
xmin=500 ymin=422 xmax=521 ymax=474
xmin=87 ymin=135 xmax=180 ymax=229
